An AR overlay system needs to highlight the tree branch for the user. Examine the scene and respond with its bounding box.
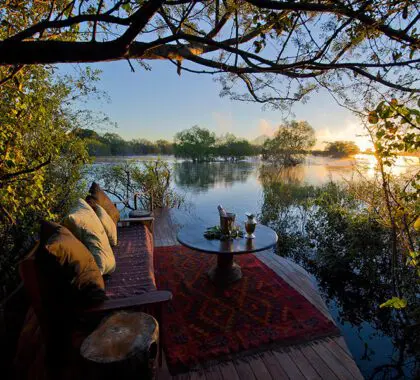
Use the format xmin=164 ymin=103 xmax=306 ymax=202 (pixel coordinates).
xmin=116 ymin=0 xmax=165 ymax=47
xmin=8 ymin=14 xmax=131 ymax=42
xmin=207 ymin=10 xmax=232 ymax=39
xmin=244 ymin=0 xmax=419 ymax=47
xmin=0 ymin=65 xmax=24 ymax=86
xmin=0 ymin=158 xmax=51 ymax=181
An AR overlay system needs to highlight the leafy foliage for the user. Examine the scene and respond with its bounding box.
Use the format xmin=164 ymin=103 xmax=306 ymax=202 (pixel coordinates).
xmin=324 ymin=141 xmax=360 ymax=157
xmin=74 ymin=128 xmax=175 ymax=156
xmin=380 ymin=297 xmax=408 ymax=309
xmin=368 ymin=100 xmax=420 ymax=165
xmin=91 ymin=159 xmax=184 ymax=211
xmin=0 ymin=65 xmax=99 ymax=298
xmin=364 ymin=99 xmax=420 ymax=309
xmin=1 ymin=1 xmax=418 ymax=111
xmin=174 ymin=126 xmax=217 ymax=162
xmin=262 ymin=120 xmax=316 ymax=165
xmin=204 ymin=225 xmax=244 ymax=240
xmin=259 ymin=174 xmax=419 ymax=377
xmin=216 ymin=133 xmax=256 ymax=161
xmin=174 ymin=126 xmax=259 ymax=162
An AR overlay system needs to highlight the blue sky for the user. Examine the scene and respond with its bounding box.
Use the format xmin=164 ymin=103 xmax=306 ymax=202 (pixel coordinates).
xmin=65 ymin=60 xmax=370 ymax=150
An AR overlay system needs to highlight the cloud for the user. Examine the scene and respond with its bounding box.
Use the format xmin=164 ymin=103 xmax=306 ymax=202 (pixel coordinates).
xmin=315 ymin=119 xmax=372 ymax=150
xmin=315 ymin=120 xmax=360 ymax=145
xmin=258 ymin=119 xmax=276 ymax=137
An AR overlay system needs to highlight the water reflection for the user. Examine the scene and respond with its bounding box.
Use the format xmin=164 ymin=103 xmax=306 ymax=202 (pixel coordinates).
xmin=258 ymin=168 xmax=419 ymax=379
xmin=173 ymin=161 xmax=254 ymax=192
xmin=89 ymin=155 xmax=419 ymax=378
xmin=258 ymin=164 xmax=306 ymax=184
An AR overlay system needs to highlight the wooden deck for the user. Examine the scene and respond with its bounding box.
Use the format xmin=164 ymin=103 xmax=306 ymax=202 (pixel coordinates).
xmin=154 ymin=208 xmax=364 ymax=380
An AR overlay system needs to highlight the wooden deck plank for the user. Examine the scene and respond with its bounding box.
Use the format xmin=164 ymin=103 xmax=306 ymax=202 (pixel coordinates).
xmin=153 ymin=208 xmax=363 ymax=380
xmin=312 ymin=343 xmax=355 ymax=380
xmin=174 ymin=374 xmax=190 ymax=380
xmin=261 ymin=351 xmax=289 ymax=380
xmin=287 ymin=348 xmax=321 ymax=379
xmin=203 ymin=365 xmax=223 ymax=380
xmin=273 ymin=350 xmax=306 ymax=380
xmin=248 ymin=355 xmax=273 ymax=380
xmin=324 ymin=340 xmax=364 ymax=379
xmin=334 ymin=336 xmax=352 ymax=356
xmin=189 ymin=370 xmax=206 ymax=380
xmin=233 ymin=360 xmax=257 ymax=380
xmin=299 ymin=344 xmax=340 ymax=380
xmin=256 ymin=251 xmax=331 ymax=320
xmin=218 ymin=361 xmax=240 ymax=380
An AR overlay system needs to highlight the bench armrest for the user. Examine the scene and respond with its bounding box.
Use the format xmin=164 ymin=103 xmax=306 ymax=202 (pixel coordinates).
xmin=119 ymin=217 xmax=154 ymax=223
xmin=118 ymin=217 xmax=154 ymax=234
xmin=113 ymin=200 xmax=128 ymax=205
xmin=78 ymin=290 xmax=172 ymax=315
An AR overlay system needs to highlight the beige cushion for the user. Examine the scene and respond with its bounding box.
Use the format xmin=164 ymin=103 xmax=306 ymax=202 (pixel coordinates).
xmin=93 ymin=203 xmax=118 ymax=246
xmin=63 ymin=198 xmax=116 ymax=275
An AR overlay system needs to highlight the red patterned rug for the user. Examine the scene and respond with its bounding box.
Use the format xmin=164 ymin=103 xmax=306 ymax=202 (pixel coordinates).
xmin=154 ymin=245 xmax=339 ymax=374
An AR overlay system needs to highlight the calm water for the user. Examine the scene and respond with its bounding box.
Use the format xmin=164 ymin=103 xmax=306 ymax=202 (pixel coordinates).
xmin=91 ymin=154 xmax=419 ymax=379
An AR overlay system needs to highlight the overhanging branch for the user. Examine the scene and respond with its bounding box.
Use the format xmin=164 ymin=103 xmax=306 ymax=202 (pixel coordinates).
xmin=244 ymin=0 xmax=419 ymax=47
xmin=0 ymin=157 xmax=51 ymax=181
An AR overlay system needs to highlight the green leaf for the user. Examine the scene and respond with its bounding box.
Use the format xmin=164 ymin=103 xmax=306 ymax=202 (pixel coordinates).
xmin=122 ymin=3 xmax=132 ymax=12
xmin=414 ymin=217 xmax=420 ymax=231
xmin=380 ymin=297 xmax=407 ymax=309
xmin=376 ymin=130 xmax=385 ymax=139
xmin=368 ymin=111 xmax=378 ymax=124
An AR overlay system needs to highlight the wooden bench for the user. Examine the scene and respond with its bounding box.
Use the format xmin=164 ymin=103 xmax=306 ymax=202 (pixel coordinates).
xmin=19 ymin=217 xmax=171 ymax=376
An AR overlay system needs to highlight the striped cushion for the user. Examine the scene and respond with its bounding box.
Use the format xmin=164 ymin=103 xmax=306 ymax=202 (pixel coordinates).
xmin=105 ymin=224 xmax=156 ymax=299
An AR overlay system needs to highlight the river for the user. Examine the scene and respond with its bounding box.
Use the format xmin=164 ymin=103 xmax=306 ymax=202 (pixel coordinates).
xmin=90 ymin=154 xmax=419 ymax=379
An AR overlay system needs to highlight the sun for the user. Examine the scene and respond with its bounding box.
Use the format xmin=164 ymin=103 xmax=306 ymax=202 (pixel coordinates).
xmin=355 ymin=137 xmax=374 ymax=152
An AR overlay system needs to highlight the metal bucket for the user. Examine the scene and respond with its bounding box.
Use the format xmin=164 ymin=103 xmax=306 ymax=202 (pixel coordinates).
xmin=220 ymin=213 xmax=236 ymax=235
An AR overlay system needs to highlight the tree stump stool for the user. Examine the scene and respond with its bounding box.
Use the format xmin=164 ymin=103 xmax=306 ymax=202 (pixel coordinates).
xmin=80 ymin=311 xmax=159 ymax=380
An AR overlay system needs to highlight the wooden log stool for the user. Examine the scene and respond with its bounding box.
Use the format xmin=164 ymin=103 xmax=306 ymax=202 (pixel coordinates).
xmin=80 ymin=311 xmax=159 ymax=380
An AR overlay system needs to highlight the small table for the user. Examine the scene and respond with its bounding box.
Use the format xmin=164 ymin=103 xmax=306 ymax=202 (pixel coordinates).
xmin=177 ymin=224 xmax=278 ymax=287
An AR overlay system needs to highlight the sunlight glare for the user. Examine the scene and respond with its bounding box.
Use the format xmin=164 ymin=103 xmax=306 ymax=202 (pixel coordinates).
xmin=355 ymin=136 xmax=374 ymax=152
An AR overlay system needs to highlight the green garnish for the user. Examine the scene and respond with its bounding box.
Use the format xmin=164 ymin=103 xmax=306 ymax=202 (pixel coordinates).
xmin=204 ymin=225 xmax=244 ymax=240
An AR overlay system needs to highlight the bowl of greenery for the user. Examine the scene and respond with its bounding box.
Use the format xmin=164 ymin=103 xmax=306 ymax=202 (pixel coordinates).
xmin=204 ymin=225 xmax=244 ymax=240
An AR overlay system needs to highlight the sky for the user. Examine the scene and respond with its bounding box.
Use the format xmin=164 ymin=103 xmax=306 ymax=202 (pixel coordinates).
xmin=64 ymin=60 xmax=372 ymax=150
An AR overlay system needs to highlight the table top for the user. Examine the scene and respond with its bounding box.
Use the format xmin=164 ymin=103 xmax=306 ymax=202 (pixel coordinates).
xmin=177 ymin=224 xmax=278 ymax=254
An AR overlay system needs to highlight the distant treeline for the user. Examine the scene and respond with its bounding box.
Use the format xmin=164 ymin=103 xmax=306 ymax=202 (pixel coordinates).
xmin=74 ymin=127 xmax=368 ymax=161
xmin=73 ymin=129 xmax=174 ymax=156
xmin=174 ymin=126 xmax=260 ymax=162
xmin=312 ymin=141 xmax=360 ymax=158
xmin=73 ymin=127 xmax=262 ymax=160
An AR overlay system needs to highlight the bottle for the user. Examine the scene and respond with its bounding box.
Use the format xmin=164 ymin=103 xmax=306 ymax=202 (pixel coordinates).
xmin=218 ymin=204 xmax=227 ymax=217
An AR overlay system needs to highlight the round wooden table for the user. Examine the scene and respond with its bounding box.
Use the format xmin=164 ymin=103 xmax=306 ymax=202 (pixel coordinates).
xmin=177 ymin=224 xmax=278 ymax=287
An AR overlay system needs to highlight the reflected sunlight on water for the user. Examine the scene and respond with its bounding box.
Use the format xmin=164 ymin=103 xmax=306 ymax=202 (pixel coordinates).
xmin=89 ymin=153 xmax=419 ymax=379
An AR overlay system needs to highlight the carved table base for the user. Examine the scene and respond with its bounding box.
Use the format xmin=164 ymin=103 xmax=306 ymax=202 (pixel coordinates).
xmin=208 ymin=253 xmax=242 ymax=287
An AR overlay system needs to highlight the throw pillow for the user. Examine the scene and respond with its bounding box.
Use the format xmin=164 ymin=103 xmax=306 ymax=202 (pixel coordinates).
xmin=63 ymin=198 xmax=116 ymax=275
xmin=88 ymin=182 xmax=120 ymax=225
xmin=38 ymin=221 xmax=107 ymax=304
xmin=93 ymin=203 xmax=118 ymax=246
